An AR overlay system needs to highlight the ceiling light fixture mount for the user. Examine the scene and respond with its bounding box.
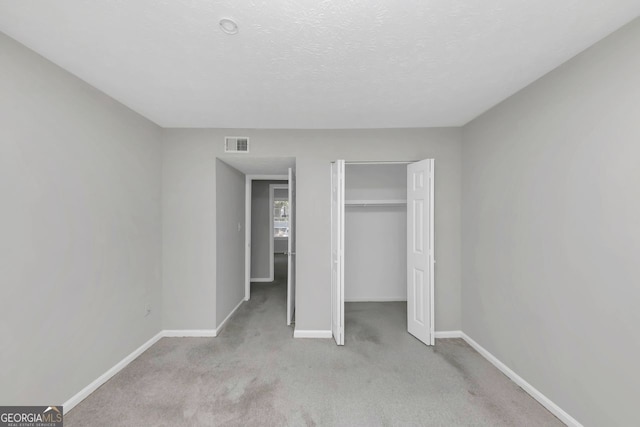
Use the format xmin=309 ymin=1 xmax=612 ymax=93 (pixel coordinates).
xmin=219 ymin=18 xmax=238 ymax=35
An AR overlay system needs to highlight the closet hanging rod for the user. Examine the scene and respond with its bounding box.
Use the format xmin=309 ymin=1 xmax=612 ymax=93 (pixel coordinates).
xmin=344 ymin=161 xmax=417 ymax=165
xmin=345 ymin=199 xmax=407 ymax=207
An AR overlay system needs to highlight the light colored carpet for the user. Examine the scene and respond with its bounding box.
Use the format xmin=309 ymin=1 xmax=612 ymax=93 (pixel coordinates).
xmin=66 ymin=255 xmax=562 ymax=426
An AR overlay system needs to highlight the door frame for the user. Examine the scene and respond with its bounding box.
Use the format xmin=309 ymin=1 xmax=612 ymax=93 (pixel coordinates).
xmin=331 ymin=160 xmax=346 ymax=345
xmin=245 ymin=174 xmax=288 ymax=300
xmin=286 ymin=167 xmax=296 ymax=326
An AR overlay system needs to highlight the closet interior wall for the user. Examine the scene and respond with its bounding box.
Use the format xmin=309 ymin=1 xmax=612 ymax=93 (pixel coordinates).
xmin=344 ymin=163 xmax=407 ymax=302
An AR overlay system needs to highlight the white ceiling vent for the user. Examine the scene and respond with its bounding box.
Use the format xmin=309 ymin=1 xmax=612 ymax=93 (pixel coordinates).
xmin=225 ymin=137 xmax=250 ymax=153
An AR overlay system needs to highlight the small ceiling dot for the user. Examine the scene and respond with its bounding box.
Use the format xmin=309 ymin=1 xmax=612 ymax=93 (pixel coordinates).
xmin=219 ymin=18 xmax=238 ymax=35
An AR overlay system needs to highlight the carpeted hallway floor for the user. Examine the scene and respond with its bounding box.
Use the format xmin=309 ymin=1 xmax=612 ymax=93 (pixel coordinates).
xmin=66 ymin=255 xmax=562 ymax=426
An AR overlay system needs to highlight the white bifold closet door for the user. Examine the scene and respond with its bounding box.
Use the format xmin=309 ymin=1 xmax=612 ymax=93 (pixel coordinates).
xmin=331 ymin=159 xmax=434 ymax=347
xmin=407 ymin=159 xmax=435 ymax=346
xmin=331 ymin=160 xmax=345 ymax=345
xmin=287 ymin=167 xmax=296 ymax=326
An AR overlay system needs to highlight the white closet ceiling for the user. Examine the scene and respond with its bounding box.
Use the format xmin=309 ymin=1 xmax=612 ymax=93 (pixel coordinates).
xmin=0 ymin=1 xmax=638 ymax=129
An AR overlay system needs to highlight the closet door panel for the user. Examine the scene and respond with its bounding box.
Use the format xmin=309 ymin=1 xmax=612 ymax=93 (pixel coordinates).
xmin=331 ymin=160 xmax=345 ymax=345
xmin=407 ymin=159 xmax=434 ymax=346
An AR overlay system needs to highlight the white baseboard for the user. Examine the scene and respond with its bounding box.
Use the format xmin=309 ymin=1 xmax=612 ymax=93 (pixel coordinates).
xmin=250 ymin=278 xmax=272 ymax=283
xmin=461 ymin=332 xmax=583 ymax=427
xmin=63 ymin=331 xmax=164 ymax=414
xmin=293 ymin=330 xmax=333 ymax=339
xmin=215 ymin=299 xmax=244 ymax=335
xmin=64 ymin=322 xmax=242 ymax=414
xmin=434 ymin=330 xmax=462 ymax=339
xmin=345 ymin=297 xmax=407 ymax=302
xmin=64 ymin=326 xmax=579 ymax=427
xmin=163 ymin=329 xmax=217 ymax=337
xmin=63 ymin=300 xmax=244 ymax=416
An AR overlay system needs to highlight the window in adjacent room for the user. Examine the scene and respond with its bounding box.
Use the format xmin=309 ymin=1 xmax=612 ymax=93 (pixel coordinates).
xmin=274 ymin=199 xmax=289 ymax=238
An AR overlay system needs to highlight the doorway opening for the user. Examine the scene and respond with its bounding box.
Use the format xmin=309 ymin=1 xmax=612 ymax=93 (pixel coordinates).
xmin=215 ymin=156 xmax=296 ymax=330
xmin=248 ymin=179 xmax=288 ymax=283
xmin=246 ymin=172 xmax=296 ymax=326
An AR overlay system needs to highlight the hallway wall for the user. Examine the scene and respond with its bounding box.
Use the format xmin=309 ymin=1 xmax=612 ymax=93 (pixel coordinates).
xmin=216 ymin=160 xmax=246 ymax=326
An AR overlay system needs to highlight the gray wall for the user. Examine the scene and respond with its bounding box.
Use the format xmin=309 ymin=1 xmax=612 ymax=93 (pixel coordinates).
xmin=345 ymin=164 xmax=407 ymax=301
xmin=0 ymin=33 xmax=162 ymax=405
xmin=251 ymin=180 xmax=286 ymax=279
xmin=216 ymin=160 xmax=246 ymax=325
xmin=462 ymin=18 xmax=640 ymax=426
xmin=274 ymin=188 xmax=289 ymax=199
xmin=162 ymin=132 xmax=217 ymax=329
xmin=162 ymin=128 xmax=462 ymax=333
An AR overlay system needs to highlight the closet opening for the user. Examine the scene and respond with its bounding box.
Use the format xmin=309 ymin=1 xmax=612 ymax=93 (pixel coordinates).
xmin=345 ymin=162 xmax=408 ymax=346
xmin=331 ymin=160 xmax=434 ymax=346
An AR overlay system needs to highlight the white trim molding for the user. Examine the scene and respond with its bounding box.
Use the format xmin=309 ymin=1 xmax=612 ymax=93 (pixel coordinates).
xmin=434 ymin=330 xmax=463 ymax=339
xmin=215 ymin=299 xmax=244 ymax=335
xmin=345 ymin=297 xmax=408 ymax=303
xmin=163 ymin=329 xmax=217 ymax=337
xmin=63 ymin=331 xmax=164 ymax=414
xmin=245 ymin=176 xmax=251 ymax=300
xmin=293 ymin=330 xmax=333 ymax=339
xmin=63 ymin=297 xmax=242 ymax=416
xmin=461 ymin=333 xmax=583 ymax=427
xmin=250 ymin=278 xmax=272 ymax=283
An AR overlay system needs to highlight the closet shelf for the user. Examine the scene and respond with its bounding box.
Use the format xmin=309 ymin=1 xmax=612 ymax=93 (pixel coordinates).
xmin=345 ymin=199 xmax=407 ymax=207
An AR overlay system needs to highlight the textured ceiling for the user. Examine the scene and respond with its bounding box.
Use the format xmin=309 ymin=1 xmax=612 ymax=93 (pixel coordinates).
xmin=0 ymin=1 xmax=638 ymax=128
